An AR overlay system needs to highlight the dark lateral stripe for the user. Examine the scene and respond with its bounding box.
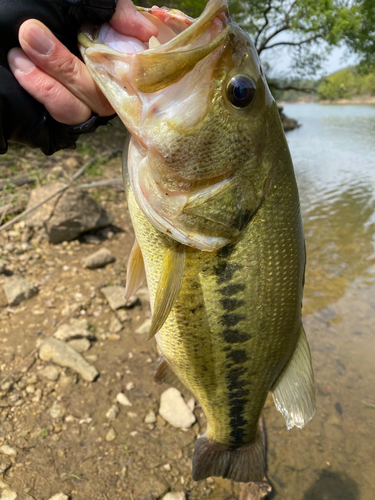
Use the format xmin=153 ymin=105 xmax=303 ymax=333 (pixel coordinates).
xmin=220 ymin=313 xmax=246 ymax=328
xmin=220 ymin=283 xmax=246 ymax=296
xmin=223 ymin=329 xmax=251 ymax=344
xmin=220 ymin=297 xmax=245 ymax=311
xmin=214 ymin=262 xmax=241 ymax=283
xmin=226 ymin=348 xmax=249 ymax=364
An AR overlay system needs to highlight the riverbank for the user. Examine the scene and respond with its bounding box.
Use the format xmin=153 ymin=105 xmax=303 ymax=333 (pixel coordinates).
xmin=279 ymin=95 xmax=375 ymax=105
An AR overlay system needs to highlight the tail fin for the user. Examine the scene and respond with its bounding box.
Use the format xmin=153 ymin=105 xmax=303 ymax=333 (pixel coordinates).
xmin=192 ymin=427 xmax=265 ymax=483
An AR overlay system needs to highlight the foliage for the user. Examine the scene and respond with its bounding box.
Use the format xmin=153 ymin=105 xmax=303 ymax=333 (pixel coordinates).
xmin=318 ymin=67 xmax=375 ymax=99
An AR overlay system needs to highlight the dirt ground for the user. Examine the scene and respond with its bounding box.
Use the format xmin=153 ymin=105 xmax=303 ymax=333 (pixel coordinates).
xmin=0 ymin=120 xmax=273 ymax=500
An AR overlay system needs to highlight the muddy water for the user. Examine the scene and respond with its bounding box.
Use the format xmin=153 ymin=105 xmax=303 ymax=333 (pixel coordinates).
xmin=210 ymin=104 xmax=375 ymax=499
xmin=265 ymin=104 xmax=375 ymax=499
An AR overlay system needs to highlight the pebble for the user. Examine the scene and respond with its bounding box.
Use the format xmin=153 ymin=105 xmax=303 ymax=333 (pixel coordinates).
xmin=67 ymin=338 xmax=91 ymax=353
xmin=101 ymin=286 xmax=127 ymax=310
xmin=125 ymin=294 xmax=140 ymax=308
xmin=109 ymin=315 xmax=123 ymax=333
xmin=2 ymin=276 xmax=38 ymax=306
xmin=49 ymin=401 xmax=66 ymax=419
xmin=0 ymin=262 xmax=6 ymax=274
xmin=39 ymin=338 xmax=99 ymax=382
xmin=82 ymin=248 xmax=116 ymax=269
xmin=106 ymin=404 xmax=119 ymax=421
xmin=125 ymin=382 xmax=135 ymax=391
xmin=162 ymin=493 xmax=186 ymax=500
xmin=40 ymin=365 xmax=60 ymax=381
xmin=54 ymin=318 xmax=90 ymax=341
xmin=159 ymin=388 xmax=195 ymax=429
xmin=144 ymin=410 xmax=156 ymax=424
xmin=0 ymin=445 xmax=17 ymax=456
xmin=82 ymin=234 xmax=101 ymax=245
xmin=105 ymin=428 xmax=116 ymax=442
xmin=0 ymin=489 xmax=17 ymax=500
xmin=117 ymin=310 xmax=131 ymax=322
xmin=116 ymin=393 xmax=132 ymax=407
xmin=0 ymin=461 xmax=10 ymax=474
xmin=48 ymin=494 xmax=70 ymax=500
xmin=135 ymin=318 xmax=151 ymax=335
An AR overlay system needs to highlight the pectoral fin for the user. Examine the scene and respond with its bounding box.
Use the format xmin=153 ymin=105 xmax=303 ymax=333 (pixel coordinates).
xmin=125 ymin=238 xmax=146 ymax=300
xmin=147 ymin=244 xmax=186 ymax=340
xmin=271 ymin=325 xmax=316 ymax=430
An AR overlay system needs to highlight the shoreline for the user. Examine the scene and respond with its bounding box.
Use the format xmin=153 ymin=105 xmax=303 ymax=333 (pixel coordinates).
xmin=279 ymin=96 xmax=375 ymax=105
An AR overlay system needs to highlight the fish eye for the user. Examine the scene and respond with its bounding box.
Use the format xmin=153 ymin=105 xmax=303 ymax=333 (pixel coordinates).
xmin=226 ymin=75 xmax=256 ymax=109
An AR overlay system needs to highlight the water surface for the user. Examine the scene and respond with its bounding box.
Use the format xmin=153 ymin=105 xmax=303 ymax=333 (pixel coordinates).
xmin=264 ymin=103 xmax=375 ymax=499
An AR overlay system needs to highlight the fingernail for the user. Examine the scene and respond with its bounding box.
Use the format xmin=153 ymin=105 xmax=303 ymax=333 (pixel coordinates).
xmin=8 ymin=49 xmax=35 ymax=74
xmin=24 ymin=23 xmax=54 ymax=55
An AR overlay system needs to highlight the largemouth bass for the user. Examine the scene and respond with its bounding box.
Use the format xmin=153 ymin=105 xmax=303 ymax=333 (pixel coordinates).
xmin=79 ymin=0 xmax=316 ymax=483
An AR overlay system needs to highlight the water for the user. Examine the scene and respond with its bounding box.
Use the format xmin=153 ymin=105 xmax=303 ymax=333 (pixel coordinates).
xmin=263 ymin=104 xmax=375 ymax=499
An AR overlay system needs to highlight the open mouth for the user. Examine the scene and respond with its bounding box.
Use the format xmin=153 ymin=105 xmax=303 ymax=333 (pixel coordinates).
xmin=79 ymin=0 xmax=229 ymax=93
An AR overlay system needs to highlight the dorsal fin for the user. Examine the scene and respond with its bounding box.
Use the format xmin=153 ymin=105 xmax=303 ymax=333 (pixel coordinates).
xmin=125 ymin=238 xmax=146 ymax=300
xmin=147 ymin=244 xmax=186 ymax=340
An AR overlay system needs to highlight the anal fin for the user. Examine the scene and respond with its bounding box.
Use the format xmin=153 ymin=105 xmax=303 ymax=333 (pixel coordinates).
xmin=147 ymin=244 xmax=186 ymax=340
xmin=154 ymin=355 xmax=191 ymax=396
xmin=271 ymin=324 xmax=316 ymax=430
xmin=125 ymin=238 xmax=146 ymax=299
xmin=192 ymin=420 xmax=265 ymax=483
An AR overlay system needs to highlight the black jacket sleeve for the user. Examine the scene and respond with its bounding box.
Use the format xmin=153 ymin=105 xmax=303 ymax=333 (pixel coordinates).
xmin=0 ymin=0 xmax=117 ymax=155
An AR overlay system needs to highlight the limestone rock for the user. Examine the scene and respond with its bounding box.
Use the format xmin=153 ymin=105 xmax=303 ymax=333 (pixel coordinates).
xmin=162 ymin=493 xmax=186 ymax=500
xmin=101 ymin=286 xmax=127 ymax=310
xmin=54 ymin=318 xmax=90 ymax=341
xmin=135 ymin=318 xmax=152 ymax=335
xmin=67 ymin=338 xmax=91 ymax=353
xmin=116 ymin=393 xmax=132 ymax=407
xmin=159 ymin=388 xmax=195 ymax=429
xmin=26 ymin=183 xmax=112 ymax=243
xmin=48 ymin=495 xmax=69 ymax=500
xmin=0 ymin=445 xmax=17 ymax=456
xmin=2 ymin=276 xmax=38 ymax=306
xmin=39 ymin=338 xmax=98 ymax=382
xmin=40 ymin=365 xmax=60 ymax=381
xmin=82 ymin=248 xmax=115 ymax=269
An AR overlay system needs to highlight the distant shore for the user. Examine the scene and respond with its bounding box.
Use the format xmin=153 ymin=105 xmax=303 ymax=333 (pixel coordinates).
xmin=279 ymin=95 xmax=375 ymax=105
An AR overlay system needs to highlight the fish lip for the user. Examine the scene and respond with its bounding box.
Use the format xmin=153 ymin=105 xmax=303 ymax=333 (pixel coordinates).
xmin=79 ymin=0 xmax=229 ymax=54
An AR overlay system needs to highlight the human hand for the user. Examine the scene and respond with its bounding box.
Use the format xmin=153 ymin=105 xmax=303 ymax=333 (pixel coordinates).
xmin=7 ymin=0 xmax=158 ymax=126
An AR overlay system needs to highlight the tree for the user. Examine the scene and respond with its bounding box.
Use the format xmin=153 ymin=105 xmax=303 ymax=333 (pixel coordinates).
xmin=139 ymin=0 xmax=375 ymax=85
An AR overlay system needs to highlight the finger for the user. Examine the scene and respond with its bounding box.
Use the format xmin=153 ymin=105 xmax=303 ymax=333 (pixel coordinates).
xmin=18 ymin=19 xmax=114 ymax=117
xmin=8 ymin=47 xmax=92 ymax=125
xmin=110 ymin=0 xmax=158 ymax=41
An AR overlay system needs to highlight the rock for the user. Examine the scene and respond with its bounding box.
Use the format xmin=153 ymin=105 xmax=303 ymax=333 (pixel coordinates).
xmin=105 ymin=428 xmax=116 ymax=442
xmin=39 ymin=338 xmax=99 ymax=382
xmin=106 ymin=404 xmax=119 ymax=421
xmin=149 ymin=477 xmax=169 ymax=499
xmin=163 ymin=493 xmax=186 ymax=500
xmin=109 ymin=315 xmax=123 ymax=333
xmin=0 ymin=460 xmax=11 ymax=474
xmin=125 ymin=382 xmax=135 ymax=391
xmin=125 ymin=294 xmax=140 ymax=308
xmin=25 ymin=183 xmax=112 ymax=243
xmin=2 ymin=276 xmax=38 ymax=306
xmin=116 ymin=393 xmax=132 ymax=407
xmin=82 ymin=248 xmax=115 ymax=269
xmin=48 ymin=495 xmax=69 ymax=500
xmin=136 ymin=287 xmax=150 ymax=306
xmin=117 ymin=310 xmax=131 ymax=322
xmin=0 ymin=489 xmax=17 ymax=500
xmin=67 ymin=338 xmax=91 ymax=353
xmin=54 ymin=318 xmax=90 ymax=341
xmin=0 ymin=445 xmax=17 ymax=456
xmin=0 ymin=262 xmax=6 ymax=274
xmin=40 ymin=365 xmax=60 ymax=381
xmin=278 ymin=106 xmax=300 ymax=132
xmin=82 ymin=234 xmax=101 ymax=245
xmin=135 ymin=318 xmax=152 ymax=335
xmin=101 ymin=286 xmax=127 ymax=310
xmin=159 ymin=388 xmax=195 ymax=429
xmin=49 ymin=401 xmax=66 ymax=419
xmin=144 ymin=410 xmax=156 ymax=424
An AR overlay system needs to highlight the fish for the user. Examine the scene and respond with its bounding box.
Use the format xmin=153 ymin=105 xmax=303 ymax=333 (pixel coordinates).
xmin=79 ymin=0 xmax=316 ymax=483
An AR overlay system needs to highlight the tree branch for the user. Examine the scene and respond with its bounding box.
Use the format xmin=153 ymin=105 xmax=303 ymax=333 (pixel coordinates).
xmin=261 ymin=34 xmax=322 ymax=51
xmin=258 ymin=24 xmax=290 ymax=53
xmin=254 ymin=0 xmax=273 ymax=48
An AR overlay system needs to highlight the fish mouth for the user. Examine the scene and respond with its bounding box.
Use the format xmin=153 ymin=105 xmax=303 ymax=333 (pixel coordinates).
xmin=78 ymin=0 xmax=230 ymax=94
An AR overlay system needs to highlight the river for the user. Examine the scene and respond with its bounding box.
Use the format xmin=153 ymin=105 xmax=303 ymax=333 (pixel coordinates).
xmin=266 ymin=103 xmax=375 ymax=499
